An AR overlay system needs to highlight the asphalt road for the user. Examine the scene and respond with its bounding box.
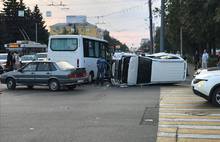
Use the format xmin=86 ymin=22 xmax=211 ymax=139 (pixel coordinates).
xmin=0 ymin=84 xmax=160 ymax=142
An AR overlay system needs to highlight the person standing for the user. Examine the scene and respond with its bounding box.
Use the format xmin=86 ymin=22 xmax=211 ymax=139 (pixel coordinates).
xmin=202 ymin=49 xmax=209 ymax=69
xmin=194 ymin=50 xmax=200 ymax=70
xmin=6 ymin=51 xmax=13 ymax=71
xmin=13 ymin=52 xmax=20 ymax=70
xmin=96 ymin=58 xmax=107 ymax=86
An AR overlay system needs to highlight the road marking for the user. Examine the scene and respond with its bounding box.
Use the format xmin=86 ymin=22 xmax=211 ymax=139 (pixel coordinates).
xmin=160 ymin=115 xmax=220 ymax=119
xmin=159 ymin=124 xmax=220 ymax=129
xmin=160 ymin=118 xmax=220 ymax=122
xmin=157 ymin=86 xmax=220 ymax=141
xmin=160 ymin=112 xmax=220 ymax=116
xmin=159 ymin=127 xmax=220 ymax=135
xmin=158 ymin=132 xmax=220 ymax=139
xmin=160 ymin=108 xmax=220 ymax=111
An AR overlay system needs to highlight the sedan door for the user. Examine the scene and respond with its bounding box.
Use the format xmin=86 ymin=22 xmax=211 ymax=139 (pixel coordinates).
xmin=16 ymin=62 xmax=38 ymax=84
xmin=34 ymin=62 xmax=52 ymax=85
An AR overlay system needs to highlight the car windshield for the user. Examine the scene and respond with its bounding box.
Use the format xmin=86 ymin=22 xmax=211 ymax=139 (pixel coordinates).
xmin=56 ymin=61 xmax=75 ymax=70
xmin=21 ymin=55 xmax=35 ymax=61
xmin=0 ymin=54 xmax=7 ymax=60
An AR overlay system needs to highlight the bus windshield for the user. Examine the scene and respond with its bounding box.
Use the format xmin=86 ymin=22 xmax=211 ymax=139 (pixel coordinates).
xmin=50 ymin=38 xmax=78 ymax=51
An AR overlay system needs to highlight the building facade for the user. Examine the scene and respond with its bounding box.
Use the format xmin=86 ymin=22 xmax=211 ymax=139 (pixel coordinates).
xmin=50 ymin=22 xmax=105 ymax=39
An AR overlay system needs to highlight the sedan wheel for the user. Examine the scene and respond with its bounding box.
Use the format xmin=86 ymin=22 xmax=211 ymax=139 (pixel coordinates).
xmin=212 ymin=88 xmax=220 ymax=107
xmin=6 ymin=78 xmax=16 ymax=90
xmin=49 ymin=79 xmax=60 ymax=91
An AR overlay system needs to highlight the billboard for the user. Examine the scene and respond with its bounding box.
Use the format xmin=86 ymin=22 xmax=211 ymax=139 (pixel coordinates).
xmin=66 ymin=16 xmax=87 ymax=24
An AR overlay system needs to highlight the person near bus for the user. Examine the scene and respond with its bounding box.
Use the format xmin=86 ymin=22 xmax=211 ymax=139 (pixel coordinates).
xmin=202 ymin=49 xmax=209 ymax=69
xmin=96 ymin=58 xmax=107 ymax=86
xmin=6 ymin=51 xmax=13 ymax=71
xmin=13 ymin=52 xmax=21 ymax=70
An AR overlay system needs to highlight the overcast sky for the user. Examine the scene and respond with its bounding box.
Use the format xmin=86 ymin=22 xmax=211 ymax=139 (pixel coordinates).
xmin=0 ymin=0 xmax=161 ymax=48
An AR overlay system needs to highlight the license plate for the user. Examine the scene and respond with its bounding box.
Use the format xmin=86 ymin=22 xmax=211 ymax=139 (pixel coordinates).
xmin=77 ymin=80 xmax=84 ymax=83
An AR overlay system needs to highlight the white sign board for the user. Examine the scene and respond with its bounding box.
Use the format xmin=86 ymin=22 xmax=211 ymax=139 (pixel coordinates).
xmin=66 ymin=16 xmax=87 ymax=24
xmin=46 ymin=11 xmax=52 ymax=17
xmin=18 ymin=10 xmax=24 ymax=17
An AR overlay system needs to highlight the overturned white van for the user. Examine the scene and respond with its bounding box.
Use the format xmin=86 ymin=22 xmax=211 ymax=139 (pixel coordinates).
xmin=111 ymin=53 xmax=187 ymax=86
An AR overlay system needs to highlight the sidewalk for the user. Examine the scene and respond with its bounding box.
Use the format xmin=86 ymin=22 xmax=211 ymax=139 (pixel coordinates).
xmin=157 ymin=86 xmax=220 ymax=142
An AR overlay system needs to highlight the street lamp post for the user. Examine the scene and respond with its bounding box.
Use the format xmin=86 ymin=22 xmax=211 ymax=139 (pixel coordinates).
xmin=35 ymin=23 xmax=38 ymax=42
xmin=149 ymin=0 xmax=154 ymax=54
xmin=180 ymin=0 xmax=183 ymax=56
xmin=160 ymin=0 xmax=165 ymax=52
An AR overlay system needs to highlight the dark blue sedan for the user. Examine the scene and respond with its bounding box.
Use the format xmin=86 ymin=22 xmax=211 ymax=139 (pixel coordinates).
xmin=0 ymin=61 xmax=87 ymax=91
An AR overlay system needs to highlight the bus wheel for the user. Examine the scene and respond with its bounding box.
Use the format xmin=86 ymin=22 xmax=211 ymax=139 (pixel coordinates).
xmin=88 ymin=72 xmax=94 ymax=83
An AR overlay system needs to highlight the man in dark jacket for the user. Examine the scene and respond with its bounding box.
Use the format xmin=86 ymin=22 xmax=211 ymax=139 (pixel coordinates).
xmin=96 ymin=58 xmax=107 ymax=85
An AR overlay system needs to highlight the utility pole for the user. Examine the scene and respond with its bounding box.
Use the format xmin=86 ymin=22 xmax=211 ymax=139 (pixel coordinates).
xmin=35 ymin=23 xmax=38 ymax=42
xmin=160 ymin=0 xmax=165 ymax=52
xmin=180 ymin=0 xmax=183 ymax=56
xmin=149 ymin=0 xmax=154 ymax=54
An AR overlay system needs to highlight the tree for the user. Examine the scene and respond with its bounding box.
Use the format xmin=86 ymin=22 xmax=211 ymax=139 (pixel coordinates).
xmin=1 ymin=1 xmax=49 ymax=45
xmin=162 ymin=0 xmax=220 ymax=56
xmin=3 ymin=0 xmax=19 ymax=17
xmin=103 ymin=31 xmax=129 ymax=52
xmin=31 ymin=5 xmax=49 ymax=44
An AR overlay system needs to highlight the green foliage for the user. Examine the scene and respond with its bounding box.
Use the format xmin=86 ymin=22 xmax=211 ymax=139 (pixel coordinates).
xmin=208 ymin=56 xmax=219 ymax=67
xmin=0 ymin=0 xmax=49 ymax=50
xmin=103 ymin=31 xmax=129 ymax=52
xmin=155 ymin=0 xmax=220 ymax=56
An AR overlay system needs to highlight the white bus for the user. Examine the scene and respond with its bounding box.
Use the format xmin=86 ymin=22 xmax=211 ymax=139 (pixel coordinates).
xmin=47 ymin=35 xmax=109 ymax=82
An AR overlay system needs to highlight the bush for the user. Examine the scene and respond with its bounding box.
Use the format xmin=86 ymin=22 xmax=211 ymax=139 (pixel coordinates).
xmin=208 ymin=56 xmax=218 ymax=67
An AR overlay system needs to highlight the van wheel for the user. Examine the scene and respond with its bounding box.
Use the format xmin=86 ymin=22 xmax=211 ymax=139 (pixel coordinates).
xmin=49 ymin=79 xmax=60 ymax=91
xmin=212 ymin=87 xmax=220 ymax=107
xmin=7 ymin=78 xmax=16 ymax=90
xmin=88 ymin=73 xmax=94 ymax=83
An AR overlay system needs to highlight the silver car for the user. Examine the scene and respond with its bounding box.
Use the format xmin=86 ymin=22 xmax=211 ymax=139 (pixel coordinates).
xmin=0 ymin=53 xmax=7 ymax=74
xmin=0 ymin=61 xmax=87 ymax=91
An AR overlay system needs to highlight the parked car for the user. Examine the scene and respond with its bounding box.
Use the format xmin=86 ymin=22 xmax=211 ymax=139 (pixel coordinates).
xmin=20 ymin=55 xmax=36 ymax=65
xmin=0 ymin=53 xmax=7 ymax=74
xmin=36 ymin=52 xmax=47 ymax=61
xmin=192 ymin=69 xmax=220 ymax=106
xmin=112 ymin=53 xmax=187 ymax=86
xmin=0 ymin=61 xmax=87 ymax=91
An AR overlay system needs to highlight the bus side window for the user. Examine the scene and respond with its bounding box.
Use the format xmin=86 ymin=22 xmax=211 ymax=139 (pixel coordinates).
xmin=94 ymin=41 xmax=100 ymax=58
xmin=100 ymin=43 xmax=105 ymax=58
xmin=88 ymin=40 xmax=95 ymax=57
xmin=83 ymin=39 xmax=89 ymax=57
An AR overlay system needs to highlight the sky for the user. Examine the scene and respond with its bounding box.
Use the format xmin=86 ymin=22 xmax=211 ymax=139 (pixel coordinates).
xmin=0 ymin=0 xmax=161 ymax=49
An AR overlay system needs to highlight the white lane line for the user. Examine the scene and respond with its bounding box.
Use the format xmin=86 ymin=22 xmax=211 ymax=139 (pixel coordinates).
xmin=160 ymin=108 xmax=220 ymax=111
xmin=159 ymin=112 xmax=220 ymax=116
xmin=160 ymin=104 xmax=208 ymax=107
xmin=161 ymin=100 xmax=205 ymax=103
xmin=158 ymin=132 xmax=220 ymax=139
xmin=159 ymin=124 xmax=220 ymax=130
xmin=160 ymin=118 xmax=220 ymax=122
